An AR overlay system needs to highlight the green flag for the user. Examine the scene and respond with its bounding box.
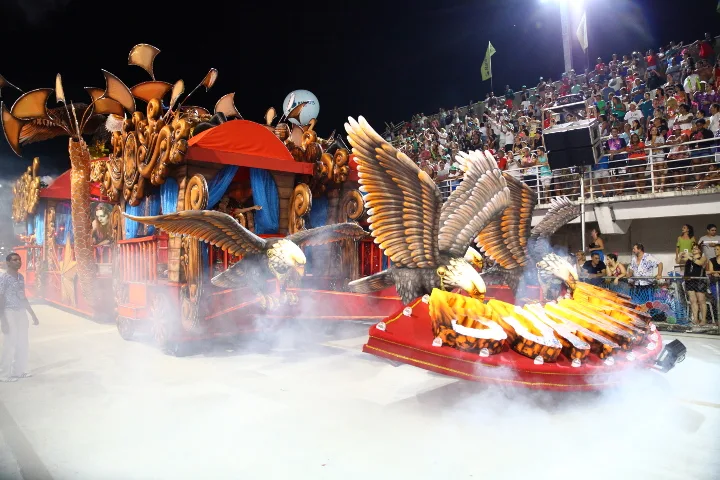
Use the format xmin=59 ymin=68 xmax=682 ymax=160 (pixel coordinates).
xmin=481 ymin=42 xmax=496 ymax=81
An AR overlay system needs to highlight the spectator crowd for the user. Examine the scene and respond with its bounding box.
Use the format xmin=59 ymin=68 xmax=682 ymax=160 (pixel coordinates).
xmin=384 ymin=33 xmax=720 ymax=200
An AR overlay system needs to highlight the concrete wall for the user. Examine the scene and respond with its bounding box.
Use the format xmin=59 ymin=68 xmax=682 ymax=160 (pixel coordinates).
xmin=552 ymin=214 xmax=719 ymax=273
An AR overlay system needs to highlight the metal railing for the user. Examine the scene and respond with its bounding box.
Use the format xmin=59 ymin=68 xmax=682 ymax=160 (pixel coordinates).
xmin=531 ymin=135 xmax=719 ymax=205
xmin=587 ymin=275 xmax=720 ymax=327
xmin=117 ymin=236 xmax=160 ymax=283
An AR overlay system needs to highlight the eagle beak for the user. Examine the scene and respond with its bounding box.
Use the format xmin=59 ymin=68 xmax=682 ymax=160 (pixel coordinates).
xmin=467 ymin=276 xmax=486 ymax=301
xmin=295 ymin=264 xmax=305 ymax=277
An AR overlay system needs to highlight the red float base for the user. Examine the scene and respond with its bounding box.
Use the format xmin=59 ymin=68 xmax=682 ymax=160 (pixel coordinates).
xmin=363 ymin=298 xmax=664 ymax=391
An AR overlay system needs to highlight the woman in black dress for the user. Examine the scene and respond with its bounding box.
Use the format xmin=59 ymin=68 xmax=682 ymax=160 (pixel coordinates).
xmin=684 ymin=243 xmax=708 ymax=325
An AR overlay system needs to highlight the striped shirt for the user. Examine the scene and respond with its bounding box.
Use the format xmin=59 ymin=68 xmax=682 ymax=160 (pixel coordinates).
xmin=0 ymin=272 xmax=27 ymax=310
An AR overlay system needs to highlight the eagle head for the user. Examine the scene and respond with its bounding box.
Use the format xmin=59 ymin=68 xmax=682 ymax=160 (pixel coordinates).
xmin=268 ymin=239 xmax=307 ymax=278
xmin=437 ymin=258 xmax=486 ymax=300
xmin=464 ymin=246 xmax=484 ymax=272
xmin=536 ymin=253 xmax=579 ymax=290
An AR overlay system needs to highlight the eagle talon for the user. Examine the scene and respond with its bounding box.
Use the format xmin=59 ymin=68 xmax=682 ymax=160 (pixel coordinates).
xmin=284 ymin=292 xmax=299 ymax=305
xmin=258 ymin=294 xmax=279 ymax=311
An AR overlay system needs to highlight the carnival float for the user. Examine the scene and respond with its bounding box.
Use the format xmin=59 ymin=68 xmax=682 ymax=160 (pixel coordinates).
xmin=2 ymin=47 xmax=676 ymax=389
xmin=2 ymin=44 xmax=399 ymax=354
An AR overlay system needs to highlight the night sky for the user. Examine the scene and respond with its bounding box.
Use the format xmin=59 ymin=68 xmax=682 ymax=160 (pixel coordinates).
xmin=0 ymin=0 xmax=718 ymax=178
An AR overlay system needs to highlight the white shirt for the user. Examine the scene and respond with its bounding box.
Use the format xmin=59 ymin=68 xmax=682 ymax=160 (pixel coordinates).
xmin=676 ymin=113 xmax=694 ymax=131
xmin=624 ymin=109 xmax=644 ymax=125
xmin=683 ymin=74 xmax=701 ymax=94
xmin=710 ymin=112 xmax=720 ymax=134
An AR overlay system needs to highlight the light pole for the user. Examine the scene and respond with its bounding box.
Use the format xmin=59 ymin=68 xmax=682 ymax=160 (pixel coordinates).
xmin=541 ymin=0 xmax=582 ymax=74
xmin=559 ymin=2 xmax=573 ymax=73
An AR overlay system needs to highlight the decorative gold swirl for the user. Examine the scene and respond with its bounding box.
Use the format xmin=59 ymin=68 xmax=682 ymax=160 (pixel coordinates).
xmin=11 ymin=157 xmax=41 ymax=223
xmin=184 ymin=174 xmax=208 ymax=211
xmin=332 ymin=149 xmax=350 ymax=184
xmin=341 ymin=189 xmax=365 ymax=222
xmin=100 ymin=95 xmax=201 ymax=207
xmin=288 ymin=183 xmax=312 ymax=234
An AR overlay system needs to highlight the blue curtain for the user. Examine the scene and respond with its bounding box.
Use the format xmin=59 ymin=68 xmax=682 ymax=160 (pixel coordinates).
xmin=144 ymin=193 xmax=161 ymax=235
xmin=161 ymin=178 xmax=179 ymax=214
xmin=250 ymin=168 xmax=279 ymax=234
xmin=27 ymin=219 xmax=34 ymax=235
xmin=33 ymin=205 xmax=46 ymax=246
xmin=124 ymin=194 xmax=160 ymax=239
xmin=55 ymin=203 xmax=72 ymax=245
xmin=308 ymin=195 xmax=328 ymax=228
xmin=124 ymin=202 xmax=143 ymax=239
xmin=207 ymin=166 xmax=239 ymax=209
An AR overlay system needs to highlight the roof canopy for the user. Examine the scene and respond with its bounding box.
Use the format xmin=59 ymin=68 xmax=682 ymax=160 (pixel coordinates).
xmin=40 ymin=170 xmax=71 ymax=199
xmin=42 ymin=169 xmax=107 ymax=201
xmin=187 ymin=120 xmax=313 ymax=175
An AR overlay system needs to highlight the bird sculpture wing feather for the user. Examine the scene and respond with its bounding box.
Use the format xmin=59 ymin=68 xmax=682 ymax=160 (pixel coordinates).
xmin=287 ymin=223 xmax=368 ymax=247
xmin=18 ymin=103 xmax=106 ymax=145
xmin=527 ymin=196 xmax=581 ymax=261
xmin=474 ymin=173 xmax=537 ymax=269
xmin=530 ymin=196 xmax=581 ymax=239
xmin=345 ymin=116 xmax=441 ymax=268
xmin=348 ymin=270 xmax=395 ymax=294
xmin=123 ymin=210 xmax=267 ymax=256
xmin=438 ymin=150 xmax=511 ymax=259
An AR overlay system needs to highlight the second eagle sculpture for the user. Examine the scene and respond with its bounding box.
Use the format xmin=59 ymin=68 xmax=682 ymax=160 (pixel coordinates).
xmin=124 ymin=210 xmax=367 ymax=309
xmin=345 ymin=116 xmax=511 ymax=304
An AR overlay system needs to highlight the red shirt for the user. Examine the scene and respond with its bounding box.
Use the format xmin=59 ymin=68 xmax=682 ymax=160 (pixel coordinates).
xmin=646 ymin=55 xmax=657 ymax=67
xmin=595 ymin=63 xmax=606 ymax=73
xmin=496 ymin=155 xmax=507 ymax=170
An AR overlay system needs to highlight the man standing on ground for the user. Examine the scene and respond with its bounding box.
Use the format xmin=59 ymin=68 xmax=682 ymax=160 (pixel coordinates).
xmin=0 ymin=253 xmax=39 ymax=382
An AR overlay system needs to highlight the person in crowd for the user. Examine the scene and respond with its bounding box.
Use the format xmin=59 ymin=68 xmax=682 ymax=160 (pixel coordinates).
xmin=666 ymin=131 xmax=690 ymax=189
xmin=535 ymin=146 xmax=553 ymax=200
xmin=626 ymin=133 xmax=648 ymax=193
xmin=581 ymin=252 xmax=607 ymax=286
xmin=0 ymin=253 xmax=40 ymax=382
xmin=604 ymin=253 xmax=627 ymax=285
xmin=587 ymin=228 xmax=605 ymax=261
xmin=698 ymin=224 xmax=719 ymax=260
xmin=628 ymin=242 xmax=663 ymax=285
xmin=706 ymin=244 xmax=720 ymax=319
xmin=647 ymin=125 xmax=667 ymax=191
xmin=521 ymin=147 xmax=538 ymax=191
xmin=592 ymin=145 xmax=611 ymax=197
xmin=676 ymin=224 xmax=697 ymax=264
xmin=684 ymin=243 xmax=709 ymax=326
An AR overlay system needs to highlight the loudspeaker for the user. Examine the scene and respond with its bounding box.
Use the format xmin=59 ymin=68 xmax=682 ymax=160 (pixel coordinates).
xmin=543 ymin=123 xmax=569 ymax=152
xmin=543 ymin=119 xmax=600 ymax=151
xmin=565 ymin=119 xmax=600 ymax=149
xmin=548 ymin=142 xmax=601 ymax=169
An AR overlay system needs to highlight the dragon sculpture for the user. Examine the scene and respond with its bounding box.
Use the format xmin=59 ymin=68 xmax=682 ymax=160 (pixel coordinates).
xmin=345 ymin=116 xmax=510 ymax=304
xmin=124 ymin=210 xmax=367 ymax=309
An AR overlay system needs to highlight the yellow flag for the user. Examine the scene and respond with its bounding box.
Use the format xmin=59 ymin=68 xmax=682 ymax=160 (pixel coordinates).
xmin=481 ymin=42 xmax=496 ymax=81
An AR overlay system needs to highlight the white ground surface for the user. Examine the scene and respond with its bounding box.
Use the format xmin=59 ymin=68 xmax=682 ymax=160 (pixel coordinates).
xmin=0 ymin=304 xmax=719 ymax=480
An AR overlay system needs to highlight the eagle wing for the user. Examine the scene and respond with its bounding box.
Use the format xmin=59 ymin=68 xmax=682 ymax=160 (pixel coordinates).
xmin=438 ymin=150 xmax=510 ymax=258
xmin=123 ymin=210 xmax=267 ymax=256
xmin=528 ymin=196 xmax=581 ymax=260
xmin=530 ymin=196 xmax=580 ymax=240
xmin=474 ymin=173 xmax=537 ymax=269
xmin=287 ymin=223 xmax=368 ymax=247
xmin=345 ymin=116 xmax=442 ymax=268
